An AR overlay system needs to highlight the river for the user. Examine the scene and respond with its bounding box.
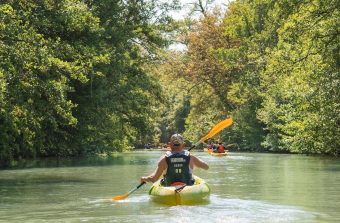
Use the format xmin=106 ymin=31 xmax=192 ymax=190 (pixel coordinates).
xmin=0 ymin=151 xmax=339 ymax=223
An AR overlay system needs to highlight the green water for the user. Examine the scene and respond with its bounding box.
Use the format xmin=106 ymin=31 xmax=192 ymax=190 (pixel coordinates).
xmin=0 ymin=151 xmax=339 ymax=223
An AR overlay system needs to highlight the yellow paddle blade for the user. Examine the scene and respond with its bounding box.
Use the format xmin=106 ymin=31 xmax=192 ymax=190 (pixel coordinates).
xmin=112 ymin=193 xmax=129 ymax=201
xmin=201 ymin=118 xmax=233 ymax=142
xmin=112 ymin=182 xmax=145 ymax=201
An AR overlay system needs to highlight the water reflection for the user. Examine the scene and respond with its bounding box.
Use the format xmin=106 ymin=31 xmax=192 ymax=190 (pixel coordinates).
xmin=4 ymin=152 xmax=159 ymax=170
xmin=0 ymin=151 xmax=339 ymax=223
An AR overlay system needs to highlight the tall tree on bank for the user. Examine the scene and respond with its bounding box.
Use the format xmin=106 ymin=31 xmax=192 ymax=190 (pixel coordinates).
xmin=219 ymin=0 xmax=339 ymax=154
xmin=257 ymin=0 xmax=339 ymax=155
xmin=162 ymin=0 xmax=339 ymax=155
xmin=0 ymin=0 xmax=178 ymax=167
xmin=164 ymin=8 xmax=265 ymax=148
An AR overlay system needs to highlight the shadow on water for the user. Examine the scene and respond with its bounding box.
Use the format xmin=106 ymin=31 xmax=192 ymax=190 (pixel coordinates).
xmin=2 ymin=152 xmax=156 ymax=170
xmin=0 ymin=175 xmax=96 ymax=186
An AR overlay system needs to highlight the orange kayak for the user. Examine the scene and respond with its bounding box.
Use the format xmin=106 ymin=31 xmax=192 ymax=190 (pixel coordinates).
xmin=209 ymin=151 xmax=228 ymax=156
xmin=205 ymin=148 xmax=228 ymax=156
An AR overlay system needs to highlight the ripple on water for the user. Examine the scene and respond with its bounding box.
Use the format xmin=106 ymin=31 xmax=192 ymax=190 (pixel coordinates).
xmin=82 ymin=195 xmax=319 ymax=223
xmin=147 ymin=196 xmax=315 ymax=223
xmin=227 ymin=156 xmax=255 ymax=161
xmin=157 ymin=195 xmax=318 ymax=223
xmin=87 ymin=194 xmax=150 ymax=206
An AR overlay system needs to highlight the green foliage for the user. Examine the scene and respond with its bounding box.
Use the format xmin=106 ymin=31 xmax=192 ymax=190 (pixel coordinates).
xmin=1 ymin=0 xmax=338 ymax=167
xmin=160 ymin=0 xmax=339 ymax=156
xmin=258 ymin=0 xmax=339 ymax=155
xmin=0 ymin=0 xmax=178 ymax=166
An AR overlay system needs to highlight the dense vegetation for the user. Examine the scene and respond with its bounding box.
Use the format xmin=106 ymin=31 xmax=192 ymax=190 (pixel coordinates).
xmin=0 ymin=0 xmax=338 ymax=167
xmin=164 ymin=0 xmax=339 ymax=155
xmin=0 ymin=0 xmax=179 ymax=166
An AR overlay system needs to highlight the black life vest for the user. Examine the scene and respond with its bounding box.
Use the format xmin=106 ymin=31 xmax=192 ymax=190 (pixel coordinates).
xmin=163 ymin=150 xmax=193 ymax=186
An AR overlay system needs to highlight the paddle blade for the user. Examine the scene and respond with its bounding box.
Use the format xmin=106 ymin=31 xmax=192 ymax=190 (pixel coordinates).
xmin=201 ymin=118 xmax=233 ymax=142
xmin=112 ymin=182 xmax=145 ymax=201
xmin=112 ymin=193 xmax=129 ymax=201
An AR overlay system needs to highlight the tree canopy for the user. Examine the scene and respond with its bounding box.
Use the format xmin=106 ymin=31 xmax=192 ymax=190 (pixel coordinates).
xmin=160 ymin=0 xmax=339 ymax=155
xmin=0 ymin=0 xmax=338 ymax=167
xmin=0 ymin=0 xmax=178 ymax=166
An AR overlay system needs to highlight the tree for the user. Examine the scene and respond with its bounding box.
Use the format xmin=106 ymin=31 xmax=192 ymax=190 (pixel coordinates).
xmin=0 ymin=0 xmax=179 ymax=166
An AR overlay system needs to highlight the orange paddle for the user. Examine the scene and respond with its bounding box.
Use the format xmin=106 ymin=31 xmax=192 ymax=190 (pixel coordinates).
xmin=112 ymin=182 xmax=146 ymax=201
xmin=189 ymin=117 xmax=233 ymax=151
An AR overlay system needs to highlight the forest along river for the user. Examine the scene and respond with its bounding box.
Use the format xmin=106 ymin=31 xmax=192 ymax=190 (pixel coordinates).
xmin=0 ymin=151 xmax=339 ymax=223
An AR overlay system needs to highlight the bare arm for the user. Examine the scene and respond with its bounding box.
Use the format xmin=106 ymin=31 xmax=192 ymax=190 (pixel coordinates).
xmin=190 ymin=155 xmax=209 ymax=170
xmin=140 ymin=156 xmax=167 ymax=183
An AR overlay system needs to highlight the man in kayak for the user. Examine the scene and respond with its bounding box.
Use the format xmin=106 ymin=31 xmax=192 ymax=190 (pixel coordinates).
xmin=215 ymin=142 xmax=226 ymax=153
xmin=140 ymin=133 xmax=209 ymax=186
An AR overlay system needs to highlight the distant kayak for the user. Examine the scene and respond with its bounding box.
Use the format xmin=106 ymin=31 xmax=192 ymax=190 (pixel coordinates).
xmin=209 ymin=151 xmax=228 ymax=156
xmin=203 ymin=148 xmax=211 ymax=152
xmin=204 ymin=148 xmax=228 ymax=156
xmin=149 ymin=175 xmax=210 ymax=205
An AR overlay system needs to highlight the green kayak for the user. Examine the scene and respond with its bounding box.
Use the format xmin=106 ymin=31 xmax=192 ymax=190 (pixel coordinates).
xmin=149 ymin=175 xmax=210 ymax=205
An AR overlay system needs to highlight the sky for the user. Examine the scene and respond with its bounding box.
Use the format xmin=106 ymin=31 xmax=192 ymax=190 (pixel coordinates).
xmin=169 ymin=0 xmax=231 ymax=20
xmin=168 ymin=0 xmax=231 ymax=51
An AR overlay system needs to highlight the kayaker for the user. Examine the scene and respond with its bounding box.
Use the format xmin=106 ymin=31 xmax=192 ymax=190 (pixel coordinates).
xmin=140 ymin=133 xmax=209 ymax=186
xmin=212 ymin=141 xmax=218 ymax=152
xmin=217 ymin=142 xmax=225 ymax=153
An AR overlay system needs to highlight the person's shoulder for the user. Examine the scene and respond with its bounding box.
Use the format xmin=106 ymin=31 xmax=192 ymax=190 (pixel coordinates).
xmin=189 ymin=153 xmax=197 ymax=159
xmin=158 ymin=155 xmax=167 ymax=164
xmin=184 ymin=150 xmax=190 ymax=156
xmin=164 ymin=151 xmax=172 ymax=157
xmin=158 ymin=154 xmax=166 ymax=161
